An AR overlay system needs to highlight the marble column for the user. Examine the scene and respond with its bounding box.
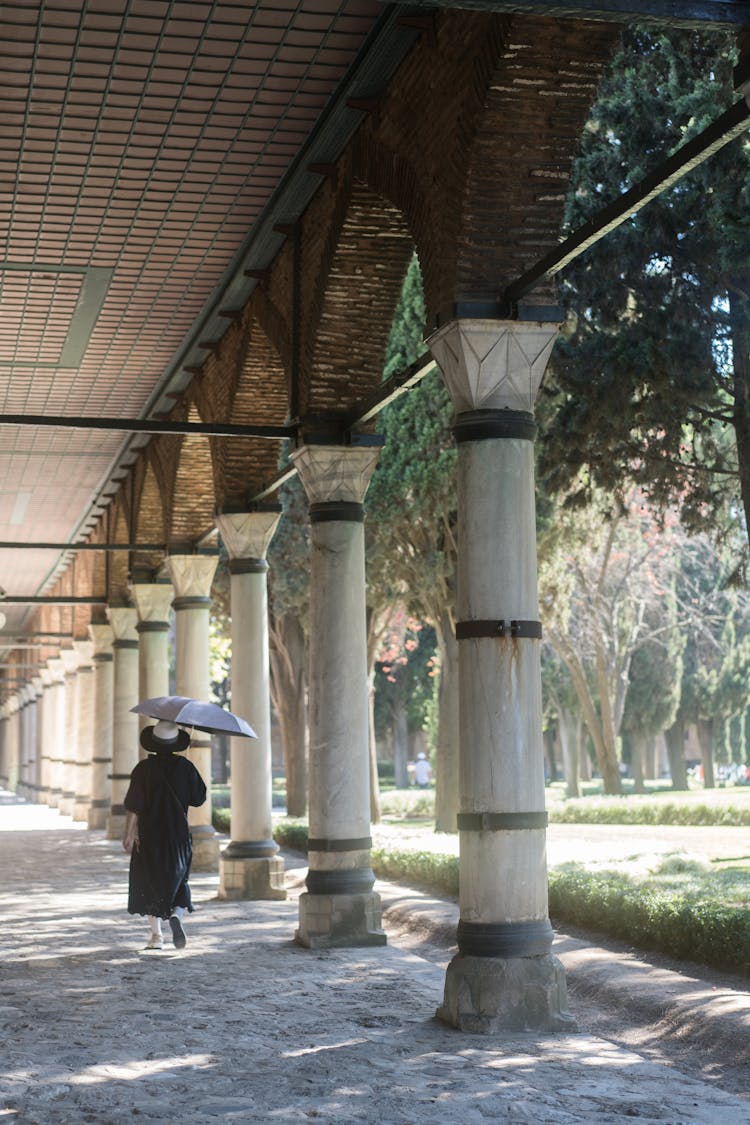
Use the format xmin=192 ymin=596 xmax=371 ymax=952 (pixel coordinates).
xmin=88 ymin=624 xmax=114 ymax=830
xmin=16 ymin=687 xmax=30 ymax=798
xmin=165 ymin=554 xmax=219 ymax=871
xmin=106 ymin=606 xmax=139 ymax=840
xmin=131 ymin=580 xmax=173 ymax=753
xmin=58 ymin=649 xmax=80 ymax=817
xmin=428 ymin=317 xmax=573 ymax=1032
xmin=0 ymin=703 xmax=8 ymax=788
xmin=31 ymin=676 xmax=44 ymax=801
xmin=37 ymin=668 xmax=54 ymax=804
xmin=289 ymin=442 xmax=385 ymax=949
xmin=215 ymin=507 xmax=286 ymax=901
xmin=7 ymin=695 xmax=20 ymax=792
xmin=46 ymin=658 xmax=66 ymax=808
xmin=72 ymin=641 xmax=95 ymax=822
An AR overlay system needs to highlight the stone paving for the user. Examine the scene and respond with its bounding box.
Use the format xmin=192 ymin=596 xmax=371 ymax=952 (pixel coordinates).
xmin=1 ymin=793 xmax=749 ymax=1124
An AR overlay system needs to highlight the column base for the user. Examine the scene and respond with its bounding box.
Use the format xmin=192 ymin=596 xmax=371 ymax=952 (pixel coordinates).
xmin=87 ymin=803 xmax=109 ymax=830
xmin=58 ymin=794 xmax=75 ymax=817
xmin=72 ymin=800 xmax=91 ymax=822
xmin=437 ymin=952 xmax=576 ymax=1034
xmin=106 ymin=811 xmax=126 ymax=841
xmin=190 ymin=825 xmax=220 ymax=872
xmin=219 ymin=854 xmax=287 ymax=901
xmin=295 ymin=890 xmax=387 ymax=950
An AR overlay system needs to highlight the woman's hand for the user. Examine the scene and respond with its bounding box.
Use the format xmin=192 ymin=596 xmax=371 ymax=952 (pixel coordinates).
xmin=123 ymin=811 xmax=139 ymax=853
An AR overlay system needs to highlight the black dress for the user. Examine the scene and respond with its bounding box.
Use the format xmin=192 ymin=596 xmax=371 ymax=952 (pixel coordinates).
xmin=124 ymin=753 xmax=207 ymax=919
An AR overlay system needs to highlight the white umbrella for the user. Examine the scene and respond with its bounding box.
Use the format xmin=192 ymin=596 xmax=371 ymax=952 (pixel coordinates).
xmin=131 ymin=695 xmax=257 ymax=738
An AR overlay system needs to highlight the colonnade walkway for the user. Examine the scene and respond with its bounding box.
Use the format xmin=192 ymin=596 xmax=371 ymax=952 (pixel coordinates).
xmin=1 ymin=792 xmax=749 ymax=1124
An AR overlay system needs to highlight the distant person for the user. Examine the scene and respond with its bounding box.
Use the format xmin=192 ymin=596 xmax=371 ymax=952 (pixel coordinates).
xmin=123 ymin=721 xmax=206 ymax=951
xmin=414 ymin=752 xmax=432 ymax=789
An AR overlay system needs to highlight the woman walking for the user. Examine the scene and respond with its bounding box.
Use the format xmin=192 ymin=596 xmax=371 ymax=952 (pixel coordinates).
xmin=123 ymin=720 xmax=207 ymax=950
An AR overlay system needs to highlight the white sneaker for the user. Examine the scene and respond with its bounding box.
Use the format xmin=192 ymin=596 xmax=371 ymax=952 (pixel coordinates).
xmin=144 ymin=934 xmax=163 ymax=950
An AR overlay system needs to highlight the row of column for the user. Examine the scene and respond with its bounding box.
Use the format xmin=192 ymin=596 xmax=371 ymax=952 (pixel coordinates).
xmin=0 ymin=318 xmax=572 ymax=1032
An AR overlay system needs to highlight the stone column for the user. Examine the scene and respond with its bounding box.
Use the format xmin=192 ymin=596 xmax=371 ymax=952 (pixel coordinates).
xmin=72 ymin=641 xmax=95 ymax=822
xmin=16 ymin=687 xmax=30 ymax=798
xmin=0 ymin=703 xmax=8 ymax=788
xmin=215 ymin=507 xmax=286 ymax=901
xmin=37 ymin=668 xmax=53 ymax=803
xmin=131 ymin=580 xmax=173 ymax=752
xmin=165 ymin=554 xmax=219 ymax=871
xmin=31 ymin=676 xmax=44 ymax=801
xmin=46 ymin=658 xmax=66 ymax=808
xmin=428 ymin=317 xmax=573 ymax=1032
xmin=106 ymin=606 xmax=139 ymax=840
xmin=7 ymin=694 xmax=20 ymax=792
xmin=88 ymin=624 xmax=114 ymax=829
xmin=289 ymin=443 xmax=385 ymax=949
xmin=58 ymin=649 xmax=80 ymax=817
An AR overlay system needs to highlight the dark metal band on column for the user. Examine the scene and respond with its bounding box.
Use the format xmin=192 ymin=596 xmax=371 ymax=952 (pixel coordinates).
xmin=93 ymin=652 xmax=113 ymax=662
xmin=457 ymin=918 xmax=554 ymax=957
xmin=112 ymin=638 xmax=138 ymax=650
xmin=456 ymin=619 xmax=542 ymax=641
xmin=457 ymin=812 xmax=548 ymax=831
xmin=136 ymin=620 xmax=169 ymax=633
xmin=307 ymin=836 xmax=372 ymax=851
xmin=229 ymin=558 xmax=268 ymax=575
xmin=453 ymin=409 xmax=537 ymax=445
xmin=309 ymin=501 xmax=364 ymax=524
xmin=223 ymin=837 xmax=279 ymax=859
xmin=305 ymin=867 xmax=376 ymax=895
xmin=172 ymin=595 xmax=212 ymax=610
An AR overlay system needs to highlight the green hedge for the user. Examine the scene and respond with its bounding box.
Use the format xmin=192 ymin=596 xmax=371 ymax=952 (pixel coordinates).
xmin=549 ymin=800 xmax=750 ymax=827
xmin=264 ymin=819 xmax=750 ymax=973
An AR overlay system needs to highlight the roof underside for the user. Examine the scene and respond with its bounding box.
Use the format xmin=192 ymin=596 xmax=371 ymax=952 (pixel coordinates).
xmin=0 ymin=0 xmax=748 ymax=636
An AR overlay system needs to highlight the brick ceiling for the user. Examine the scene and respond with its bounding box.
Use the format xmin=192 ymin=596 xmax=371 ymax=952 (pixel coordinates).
xmin=0 ymin=0 xmax=383 ymax=629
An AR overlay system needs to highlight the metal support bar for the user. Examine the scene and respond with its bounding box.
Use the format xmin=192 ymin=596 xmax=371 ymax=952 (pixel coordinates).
xmin=0 ymin=597 xmax=107 ymax=605
xmin=0 ymin=542 xmax=166 ymax=551
xmin=387 ymin=1 xmax=750 ymax=31
xmin=503 ymin=96 xmax=750 ymax=308
xmin=0 ymin=415 xmax=293 ymax=440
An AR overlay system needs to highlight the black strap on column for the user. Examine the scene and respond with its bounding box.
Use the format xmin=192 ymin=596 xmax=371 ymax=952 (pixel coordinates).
xmin=172 ymin=596 xmax=212 ymax=610
xmin=305 ymin=868 xmax=375 ymax=895
xmin=136 ymin=620 xmax=169 ymax=633
xmin=229 ymin=558 xmax=269 ymax=575
xmin=310 ymin=501 xmax=364 ymax=524
xmin=456 ymin=619 xmax=542 ymax=641
xmin=453 ymin=409 xmax=537 ymax=445
xmin=457 ymin=918 xmax=554 ymax=958
xmin=457 ymin=812 xmax=548 ymax=831
xmin=307 ymin=836 xmax=372 ymax=852
xmin=222 ymin=838 xmax=279 ymax=859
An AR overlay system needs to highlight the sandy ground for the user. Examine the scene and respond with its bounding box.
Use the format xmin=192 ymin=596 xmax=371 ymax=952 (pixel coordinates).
xmin=1 ymin=793 xmax=750 ymax=1123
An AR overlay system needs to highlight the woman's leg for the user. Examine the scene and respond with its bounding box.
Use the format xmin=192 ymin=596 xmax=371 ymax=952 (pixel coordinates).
xmin=145 ymin=916 xmax=163 ymax=949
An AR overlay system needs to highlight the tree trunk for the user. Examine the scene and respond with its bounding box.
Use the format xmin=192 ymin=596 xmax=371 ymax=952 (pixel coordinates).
xmin=729 ymin=281 xmax=750 ymax=539
xmin=696 ymin=717 xmax=716 ymax=789
xmin=557 ymin=707 xmax=581 ymax=799
xmin=368 ymin=666 xmax=381 ymax=824
xmin=629 ymin=732 xmax=646 ymax=794
xmin=434 ymin=616 xmax=459 ymax=833
xmin=269 ymin=613 xmax=308 ymax=818
xmin=392 ymin=698 xmax=409 ymax=789
xmin=664 ymin=717 xmax=688 ymax=791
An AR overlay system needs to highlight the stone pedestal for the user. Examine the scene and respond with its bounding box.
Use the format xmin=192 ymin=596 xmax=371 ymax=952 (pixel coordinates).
xmin=36 ymin=668 xmax=53 ymax=803
xmin=428 ymin=317 xmax=574 ymax=1032
xmin=290 ymin=443 xmax=385 ymax=949
xmin=216 ymin=507 xmax=286 ymax=901
xmin=106 ymin=606 xmax=139 ymax=840
xmin=166 ymin=553 xmax=220 ymax=872
xmin=88 ymin=624 xmax=114 ymax=830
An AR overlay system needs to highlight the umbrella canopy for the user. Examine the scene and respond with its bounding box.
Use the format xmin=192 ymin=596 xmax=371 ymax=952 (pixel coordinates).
xmin=131 ymin=696 xmax=257 ymax=738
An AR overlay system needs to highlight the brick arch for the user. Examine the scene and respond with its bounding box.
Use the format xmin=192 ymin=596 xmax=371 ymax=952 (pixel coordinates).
xmin=455 ymin=14 xmax=619 ymax=303
xmin=132 ymin=459 xmax=167 ymax=576
xmin=169 ymin=402 xmax=216 ymax=545
xmin=108 ymin=504 xmax=131 ymax=600
xmin=303 ymin=178 xmax=414 ymax=416
xmin=214 ymin=318 xmax=288 ymax=506
xmin=343 ymin=9 xmax=618 ymax=324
